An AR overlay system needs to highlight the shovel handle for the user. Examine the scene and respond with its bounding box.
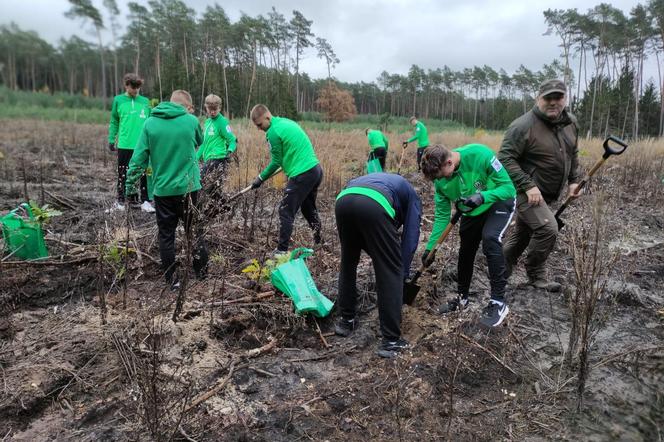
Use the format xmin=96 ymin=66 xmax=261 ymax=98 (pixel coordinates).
xmin=417 ymin=203 xmax=465 ymax=272
xmin=397 ymin=146 xmax=407 ymax=175
xmin=554 ymin=135 xmax=628 ymax=224
xmin=602 ymin=135 xmax=628 ymax=159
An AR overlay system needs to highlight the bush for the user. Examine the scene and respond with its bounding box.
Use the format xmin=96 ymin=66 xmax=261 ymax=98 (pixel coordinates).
xmin=315 ymin=83 xmax=357 ymax=123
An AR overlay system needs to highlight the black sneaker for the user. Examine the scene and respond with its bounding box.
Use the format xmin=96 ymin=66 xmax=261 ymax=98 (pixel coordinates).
xmin=438 ymin=295 xmax=470 ymax=314
xmin=313 ymin=228 xmax=322 ymax=245
xmin=334 ymin=317 xmax=357 ymax=337
xmin=480 ymin=300 xmax=509 ymax=328
xmin=376 ymin=338 xmax=409 ymax=358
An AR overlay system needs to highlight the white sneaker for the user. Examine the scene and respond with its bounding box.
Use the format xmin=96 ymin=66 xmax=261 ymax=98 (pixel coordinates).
xmin=105 ymin=202 xmax=125 ymax=213
xmin=140 ymin=201 xmax=156 ymax=213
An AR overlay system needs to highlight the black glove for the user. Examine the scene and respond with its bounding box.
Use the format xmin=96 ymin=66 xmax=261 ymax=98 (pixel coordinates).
xmin=463 ymin=193 xmax=484 ymax=209
xmin=421 ymin=249 xmax=436 ymax=266
xmin=402 ymin=141 xmax=409 ymax=148
xmin=108 ymin=142 xmax=117 ymax=152
xmin=251 ymin=176 xmax=264 ymax=190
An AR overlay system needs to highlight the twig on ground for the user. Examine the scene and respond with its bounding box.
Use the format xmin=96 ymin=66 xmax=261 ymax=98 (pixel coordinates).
xmin=460 ymin=333 xmax=518 ymax=377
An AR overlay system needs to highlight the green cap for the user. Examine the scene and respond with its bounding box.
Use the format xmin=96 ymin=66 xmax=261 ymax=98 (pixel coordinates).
xmin=538 ymin=79 xmax=566 ymax=98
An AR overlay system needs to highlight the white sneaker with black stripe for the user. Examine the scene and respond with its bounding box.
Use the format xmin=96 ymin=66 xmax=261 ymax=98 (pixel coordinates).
xmin=480 ymin=300 xmax=509 ymax=327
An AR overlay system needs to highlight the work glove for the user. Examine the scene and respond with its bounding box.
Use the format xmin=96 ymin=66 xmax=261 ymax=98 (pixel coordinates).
xmin=251 ymin=175 xmax=264 ymax=190
xmin=402 ymin=141 xmax=409 ymax=148
xmin=462 ymin=193 xmax=484 ymax=209
xmin=108 ymin=142 xmax=117 ymax=152
xmin=421 ymin=249 xmax=436 ymax=266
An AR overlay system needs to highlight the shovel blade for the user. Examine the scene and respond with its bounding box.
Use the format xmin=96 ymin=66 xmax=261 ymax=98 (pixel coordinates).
xmin=403 ymin=281 xmax=420 ymax=306
xmin=555 ymin=215 xmax=565 ymax=231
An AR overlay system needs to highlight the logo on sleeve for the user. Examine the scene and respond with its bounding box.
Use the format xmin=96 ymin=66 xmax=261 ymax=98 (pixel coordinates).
xmin=226 ymin=125 xmax=233 ymax=133
xmin=490 ymin=156 xmax=503 ymax=172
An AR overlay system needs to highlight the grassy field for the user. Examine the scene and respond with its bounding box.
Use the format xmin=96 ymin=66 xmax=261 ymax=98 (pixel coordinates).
xmin=0 ymin=87 xmax=482 ymax=134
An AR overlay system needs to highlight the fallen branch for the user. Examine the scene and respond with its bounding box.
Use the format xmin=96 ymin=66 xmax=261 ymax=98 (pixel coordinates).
xmin=192 ymin=290 xmax=275 ymax=308
xmin=314 ymin=318 xmax=330 ymax=348
xmin=184 ymin=338 xmax=277 ymax=413
xmin=288 ymin=345 xmax=357 ymax=363
xmin=44 ymin=189 xmax=77 ymax=210
xmin=591 ymin=345 xmax=664 ymax=370
xmin=460 ymin=333 xmax=518 ymax=377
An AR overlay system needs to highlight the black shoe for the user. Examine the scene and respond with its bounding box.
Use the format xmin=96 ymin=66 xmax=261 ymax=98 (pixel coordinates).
xmin=313 ymin=229 xmax=322 ymax=245
xmin=376 ymin=338 xmax=409 ymax=358
xmin=438 ymin=295 xmax=470 ymax=314
xmin=529 ymin=278 xmax=562 ymax=292
xmin=334 ymin=317 xmax=357 ymax=337
xmin=480 ymin=300 xmax=509 ymax=328
xmin=195 ymin=266 xmax=208 ymax=281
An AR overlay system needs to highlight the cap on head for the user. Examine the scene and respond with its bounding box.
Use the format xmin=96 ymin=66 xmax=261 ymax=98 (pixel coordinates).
xmin=538 ymin=79 xmax=566 ymax=98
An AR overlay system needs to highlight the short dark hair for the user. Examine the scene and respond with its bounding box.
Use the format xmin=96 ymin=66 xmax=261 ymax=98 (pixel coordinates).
xmin=420 ymin=145 xmax=452 ymax=181
xmin=123 ymin=73 xmax=143 ymax=88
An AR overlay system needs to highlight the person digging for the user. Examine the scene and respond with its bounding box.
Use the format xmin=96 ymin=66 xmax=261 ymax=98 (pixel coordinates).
xmin=365 ymin=128 xmax=389 ymax=170
xmin=334 ymin=172 xmax=421 ymax=358
xmin=249 ymin=104 xmax=323 ymax=255
xmin=197 ymin=94 xmax=237 ymax=218
xmin=125 ymin=90 xmax=208 ymax=289
xmin=402 ymin=116 xmax=429 ymax=171
xmin=420 ymin=144 xmax=516 ymax=328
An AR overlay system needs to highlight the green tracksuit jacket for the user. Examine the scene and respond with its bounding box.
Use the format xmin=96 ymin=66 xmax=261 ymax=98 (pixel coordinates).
xmin=197 ymin=114 xmax=237 ymax=162
xmin=258 ymin=116 xmax=320 ymax=180
xmin=367 ymin=129 xmax=389 ymax=151
xmin=407 ymin=121 xmax=429 ymax=148
xmin=426 ymin=144 xmax=516 ymax=250
xmin=108 ymin=93 xmax=151 ymax=149
xmin=126 ymin=102 xmax=203 ymax=197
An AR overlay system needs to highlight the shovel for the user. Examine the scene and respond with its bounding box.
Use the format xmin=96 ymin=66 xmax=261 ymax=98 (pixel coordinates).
xmin=225 ymin=167 xmax=283 ymax=203
xmin=403 ymin=201 xmax=471 ymax=305
xmin=397 ymin=142 xmax=408 ymax=175
xmin=554 ymin=135 xmax=628 ymax=230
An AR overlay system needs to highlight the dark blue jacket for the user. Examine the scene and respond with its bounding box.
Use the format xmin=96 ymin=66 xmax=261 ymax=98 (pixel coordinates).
xmin=345 ymin=173 xmax=422 ymax=278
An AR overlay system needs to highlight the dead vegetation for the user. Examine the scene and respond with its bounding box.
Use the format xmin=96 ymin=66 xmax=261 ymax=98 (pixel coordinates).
xmin=0 ymin=119 xmax=663 ymax=440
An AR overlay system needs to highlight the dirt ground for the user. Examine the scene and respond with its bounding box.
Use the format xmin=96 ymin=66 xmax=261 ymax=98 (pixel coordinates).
xmin=1 ymin=120 xmax=663 ymax=441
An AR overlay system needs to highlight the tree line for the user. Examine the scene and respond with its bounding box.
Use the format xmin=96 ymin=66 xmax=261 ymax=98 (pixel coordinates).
xmin=1 ymin=0 xmax=663 ymax=138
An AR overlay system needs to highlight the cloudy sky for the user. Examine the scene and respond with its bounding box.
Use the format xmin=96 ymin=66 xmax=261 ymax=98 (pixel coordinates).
xmin=3 ymin=0 xmax=658 ymax=84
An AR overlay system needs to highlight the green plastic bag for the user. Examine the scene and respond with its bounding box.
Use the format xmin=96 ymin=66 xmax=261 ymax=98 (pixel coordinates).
xmin=366 ymin=155 xmax=383 ymax=174
xmin=270 ymin=248 xmax=334 ymax=317
xmin=0 ymin=203 xmax=48 ymax=260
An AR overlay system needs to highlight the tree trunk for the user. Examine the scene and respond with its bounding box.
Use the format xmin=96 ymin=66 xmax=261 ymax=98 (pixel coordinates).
xmin=199 ymin=33 xmax=209 ymax=115
xmin=245 ymin=40 xmax=257 ymax=118
xmin=156 ymin=40 xmax=163 ymax=101
xmin=222 ymin=48 xmax=229 ymax=116
xmin=95 ymin=26 xmax=107 ymax=109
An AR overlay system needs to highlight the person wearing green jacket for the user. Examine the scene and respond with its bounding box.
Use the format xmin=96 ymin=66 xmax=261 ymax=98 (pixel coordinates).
xmin=198 ymin=94 xmax=237 ymax=181
xmin=107 ymin=73 xmax=153 ymax=213
xmin=126 ymin=90 xmax=208 ymax=288
xmin=250 ymin=104 xmax=323 ymax=253
xmin=420 ymin=144 xmax=516 ymax=328
xmin=197 ymin=94 xmax=237 ymax=216
xmin=365 ymin=128 xmax=389 ymax=169
xmin=402 ymin=116 xmax=429 ymax=171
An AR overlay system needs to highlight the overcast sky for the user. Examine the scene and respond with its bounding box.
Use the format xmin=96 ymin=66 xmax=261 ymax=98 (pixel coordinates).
xmin=2 ymin=0 xmax=659 ymax=85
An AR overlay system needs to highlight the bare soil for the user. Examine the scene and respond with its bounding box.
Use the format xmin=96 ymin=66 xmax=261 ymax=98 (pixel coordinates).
xmin=1 ymin=120 xmax=663 ymax=441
